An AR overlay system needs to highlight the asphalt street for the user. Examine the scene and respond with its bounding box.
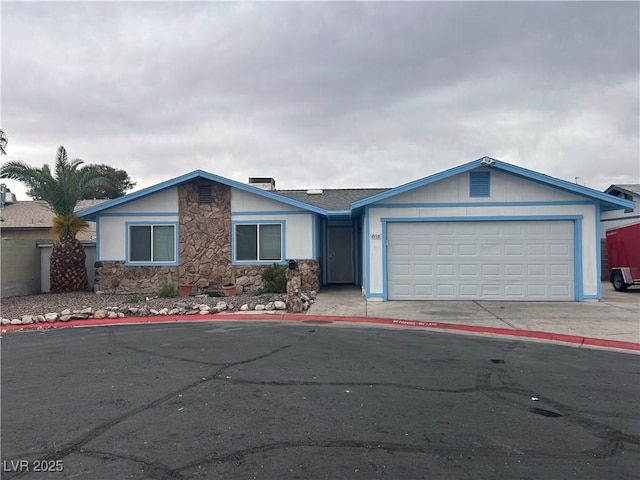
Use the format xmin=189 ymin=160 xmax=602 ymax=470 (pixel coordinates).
xmin=1 ymin=322 xmax=639 ymax=479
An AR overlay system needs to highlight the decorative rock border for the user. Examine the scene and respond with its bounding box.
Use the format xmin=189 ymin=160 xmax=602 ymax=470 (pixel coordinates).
xmin=0 ymin=293 xmax=316 ymax=326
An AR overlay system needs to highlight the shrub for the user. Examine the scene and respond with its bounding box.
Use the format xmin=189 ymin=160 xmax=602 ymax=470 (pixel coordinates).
xmin=156 ymin=282 xmax=177 ymax=298
xmin=261 ymin=263 xmax=287 ymax=293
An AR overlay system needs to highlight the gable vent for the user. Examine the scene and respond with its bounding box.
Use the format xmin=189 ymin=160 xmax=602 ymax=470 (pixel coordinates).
xmin=198 ymin=184 xmax=212 ymax=204
xmin=469 ymin=172 xmax=490 ymax=197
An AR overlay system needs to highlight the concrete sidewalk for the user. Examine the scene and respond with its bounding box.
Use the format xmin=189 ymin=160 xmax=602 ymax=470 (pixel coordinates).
xmin=310 ymin=283 xmax=640 ymax=346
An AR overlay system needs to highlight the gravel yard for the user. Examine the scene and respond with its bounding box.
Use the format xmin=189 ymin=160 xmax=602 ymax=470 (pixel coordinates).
xmin=0 ymin=291 xmax=290 ymax=321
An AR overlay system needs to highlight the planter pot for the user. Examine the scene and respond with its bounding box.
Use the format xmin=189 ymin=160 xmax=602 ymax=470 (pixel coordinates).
xmin=178 ymin=284 xmax=193 ymax=297
xmin=222 ymin=283 xmax=237 ymax=297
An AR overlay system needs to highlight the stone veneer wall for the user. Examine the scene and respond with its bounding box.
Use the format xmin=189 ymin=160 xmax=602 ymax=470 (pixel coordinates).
xmin=233 ymin=259 xmax=321 ymax=294
xmin=177 ymin=181 xmax=233 ymax=289
xmin=94 ymin=262 xmax=178 ymax=294
xmin=93 ymin=181 xmax=323 ymax=295
xmin=95 ymin=180 xmax=232 ymax=294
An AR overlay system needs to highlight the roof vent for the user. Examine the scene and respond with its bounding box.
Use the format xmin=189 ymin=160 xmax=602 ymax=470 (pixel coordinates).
xmin=249 ymin=177 xmax=276 ymax=191
xmin=306 ymin=189 xmax=323 ymax=195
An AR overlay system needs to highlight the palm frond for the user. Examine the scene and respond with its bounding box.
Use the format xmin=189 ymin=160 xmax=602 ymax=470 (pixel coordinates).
xmin=0 ymin=145 xmax=122 ymax=227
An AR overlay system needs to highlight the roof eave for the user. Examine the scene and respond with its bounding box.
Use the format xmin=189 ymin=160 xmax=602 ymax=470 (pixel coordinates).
xmin=76 ymin=170 xmax=326 ymax=219
xmin=350 ymin=157 xmax=637 ymax=212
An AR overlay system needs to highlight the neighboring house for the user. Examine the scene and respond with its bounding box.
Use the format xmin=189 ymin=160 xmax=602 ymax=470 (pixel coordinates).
xmin=0 ymin=197 xmax=105 ymax=297
xmin=600 ymin=184 xmax=640 ymax=280
xmin=77 ymin=157 xmax=634 ymax=302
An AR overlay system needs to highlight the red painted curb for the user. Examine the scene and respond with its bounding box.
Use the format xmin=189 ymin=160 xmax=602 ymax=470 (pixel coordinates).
xmin=2 ymin=313 xmax=639 ymax=352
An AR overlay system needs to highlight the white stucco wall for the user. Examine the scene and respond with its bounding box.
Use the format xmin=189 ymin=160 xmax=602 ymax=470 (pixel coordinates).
xmin=363 ymin=170 xmax=600 ymax=301
xmin=231 ymin=189 xmax=314 ymax=260
xmin=96 ymin=188 xmax=179 ymax=261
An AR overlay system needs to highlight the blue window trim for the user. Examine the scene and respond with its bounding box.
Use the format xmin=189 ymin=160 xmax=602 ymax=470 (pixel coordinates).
xmin=374 ymin=215 xmax=584 ymax=302
xmin=124 ymin=221 xmax=179 ymax=266
xmin=231 ymin=220 xmax=286 ymax=265
xmin=98 ymin=212 xmax=179 ymax=217
xmin=232 ymin=210 xmax=309 ymax=216
xmin=469 ymin=171 xmax=490 ymax=198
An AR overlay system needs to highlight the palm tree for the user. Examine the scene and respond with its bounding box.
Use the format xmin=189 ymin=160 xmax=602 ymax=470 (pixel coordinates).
xmin=0 ymin=146 xmax=118 ymax=292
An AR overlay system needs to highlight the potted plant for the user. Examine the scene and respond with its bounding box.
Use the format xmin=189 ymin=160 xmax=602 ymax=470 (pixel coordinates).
xmin=221 ymin=282 xmax=237 ymax=297
xmin=178 ymin=283 xmax=193 ymax=297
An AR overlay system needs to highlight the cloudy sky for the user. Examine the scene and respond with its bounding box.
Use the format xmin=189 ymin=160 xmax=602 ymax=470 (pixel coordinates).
xmin=1 ymin=1 xmax=638 ymax=201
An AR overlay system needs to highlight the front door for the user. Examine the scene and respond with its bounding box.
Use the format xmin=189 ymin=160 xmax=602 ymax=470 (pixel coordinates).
xmin=328 ymin=228 xmax=354 ymax=283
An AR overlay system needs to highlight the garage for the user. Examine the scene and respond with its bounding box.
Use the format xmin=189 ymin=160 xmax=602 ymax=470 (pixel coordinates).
xmin=387 ymin=220 xmax=575 ymax=301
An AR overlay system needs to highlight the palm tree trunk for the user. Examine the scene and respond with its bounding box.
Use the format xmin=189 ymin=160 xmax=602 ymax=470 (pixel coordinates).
xmin=50 ymin=235 xmax=89 ymax=292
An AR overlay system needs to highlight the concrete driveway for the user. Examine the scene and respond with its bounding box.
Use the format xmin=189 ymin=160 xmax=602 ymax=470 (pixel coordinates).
xmin=310 ymin=283 xmax=640 ymax=345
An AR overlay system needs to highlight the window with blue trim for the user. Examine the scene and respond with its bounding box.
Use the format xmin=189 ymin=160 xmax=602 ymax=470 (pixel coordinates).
xmin=469 ymin=171 xmax=490 ymax=197
xmin=129 ymin=225 xmax=176 ymax=263
xmin=235 ymin=223 xmax=282 ymax=261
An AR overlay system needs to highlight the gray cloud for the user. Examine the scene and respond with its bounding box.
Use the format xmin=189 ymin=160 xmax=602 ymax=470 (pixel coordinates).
xmin=1 ymin=1 xmax=638 ymax=199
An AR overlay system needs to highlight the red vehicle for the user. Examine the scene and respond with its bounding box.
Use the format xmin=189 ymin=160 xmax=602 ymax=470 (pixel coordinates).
xmin=606 ymin=223 xmax=640 ymax=291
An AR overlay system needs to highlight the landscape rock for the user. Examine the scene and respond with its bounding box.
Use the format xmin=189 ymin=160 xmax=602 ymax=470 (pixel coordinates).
xmin=10 ymin=319 xmax=22 ymax=325
xmin=94 ymin=309 xmax=108 ymax=319
xmin=216 ymin=301 xmax=227 ymax=311
xmin=274 ymin=301 xmax=287 ymax=310
xmin=59 ymin=315 xmax=71 ymax=322
xmin=61 ymin=308 xmax=71 ymax=316
xmin=240 ymin=304 xmax=249 ymax=311
xmin=108 ymin=311 xmax=119 ymax=319
xmin=34 ymin=315 xmax=45 ymax=323
xmin=255 ymin=304 xmax=265 ymax=311
xmin=1 ymin=318 xmax=11 ymax=325
xmin=265 ymin=302 xmax=275 ymax=311
xmin=21 ymin=315 xmax=34 ymax=324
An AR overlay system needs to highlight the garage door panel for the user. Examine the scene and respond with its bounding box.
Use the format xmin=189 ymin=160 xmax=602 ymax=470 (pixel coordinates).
xmin=527 ymin=264 xmax=546 ymax=276
xmin=550 ymin=243 xmax=570 ymax=256
xmin=387 ymin=221 xmax=574 ymax=301
xmin=459 ymin=244 xmax=477 ymax=255
xmin=437 ymin=244 xmax=455 ymax=256
xmin=459 ymin=264 xmax=478 ymax=276
xmin=550 ymin=264 xmax=570 ymax=277
xmin=481 ymin=244 xmax=502 ymax=256
xmin=414 ymin=284 xmax=433 ymax=296
xmin=437 ymin=264 xmax=455 ymax=276
xmin=504 ymin=244 xmax=523 ymax=255
xmin=505 ymin=284 xmax=524 ymax=297
xmin=504 ymin=264 xmax=523 ymax=276
xmin=482 ymin=264 xmax=500 ymax=276
xmin=459 ymin=284 xmax=479 ymax=296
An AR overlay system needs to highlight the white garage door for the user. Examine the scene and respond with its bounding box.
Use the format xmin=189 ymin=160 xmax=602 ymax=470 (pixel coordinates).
xmin=387 ymin=221 xmax=574 ymax=300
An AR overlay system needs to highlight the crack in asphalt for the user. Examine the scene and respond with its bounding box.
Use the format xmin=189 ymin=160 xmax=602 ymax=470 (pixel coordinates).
xmin=175 ymin=439 xmax=434 ymax=472
xmin=222 ymin=378 xmax=488 ymax=393
xmin=106 ymin=328 xmax=227 ymax=366
xmin=477 ymin=344 xmax=639 ymax=461
xmin=4 ymin=329 xmax=638 ymax=478
xmin=81 ymin=449 xmax=186 ymax=480
xmin=174 ymin=436 xmax=620 ymax=474
xmin=1 ymin=342 xmax=294 ymax=480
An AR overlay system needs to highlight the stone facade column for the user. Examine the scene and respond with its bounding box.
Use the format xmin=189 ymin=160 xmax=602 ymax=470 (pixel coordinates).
xmin=286 ymin=267 xmax=303 ymax=313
